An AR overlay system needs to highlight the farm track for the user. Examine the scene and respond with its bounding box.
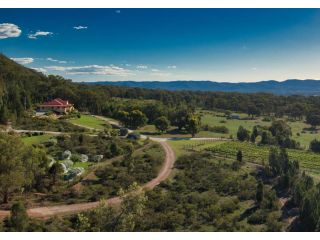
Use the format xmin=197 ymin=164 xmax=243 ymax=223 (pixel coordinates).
xmin=0 ymin=115 xmax=227 ymax=219
xmin=0 ymin=140 xmax=175 ymax=219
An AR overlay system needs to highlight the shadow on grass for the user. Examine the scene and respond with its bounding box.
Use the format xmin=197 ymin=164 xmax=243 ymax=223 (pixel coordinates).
xmin=140 ymin=128 xmax=189 ymax=136
xmin=302 ymin=127 xmax=318 ymax=132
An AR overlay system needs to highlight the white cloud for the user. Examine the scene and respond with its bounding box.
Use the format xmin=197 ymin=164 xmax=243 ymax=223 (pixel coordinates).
xmin=28 ymin=31 xmax=53 ymax=39
xmin=251 ymin=67 xmax=257 ymax=71
xmin=10 ymin=57 xmax=34 ymax=64
xmin=137 ymin=65 xmax=148 ymax=69
xmin=168 ymin=65 xmax=177 ymax=69
xmin=73 ymin=26 xmax=88 ymax=30
xmin=151 ymin=69 xmax=160 ymax=72
xmin=151 ymin=72 xmax=171 ymax=77
xmin=32 ymin=67 xmax=47 ymax=73
xmin=46 ymin=57 xmax=67 ymax=64
xmin=46 ymin=64 xmax=133 ymax=76
xmin=0 ymin=23 xmax=21 ymax=39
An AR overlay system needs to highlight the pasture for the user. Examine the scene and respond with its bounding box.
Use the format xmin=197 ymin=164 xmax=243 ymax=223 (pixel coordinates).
xmin=198 ymin=110 xmax=318 ymax=149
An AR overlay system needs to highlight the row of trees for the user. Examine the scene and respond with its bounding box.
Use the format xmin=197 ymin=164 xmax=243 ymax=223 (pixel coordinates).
xmin=237 ymin=120 xmax=300 ymax=149
xmin=263 ymin=146 xmax=320 ymax=231
xmin=116 ymin=107 xmax=202 ymax=137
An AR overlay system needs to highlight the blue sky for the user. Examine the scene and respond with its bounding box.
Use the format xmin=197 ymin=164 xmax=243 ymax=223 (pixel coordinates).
xmin=1 ymin=8 xmax=320 ymax=82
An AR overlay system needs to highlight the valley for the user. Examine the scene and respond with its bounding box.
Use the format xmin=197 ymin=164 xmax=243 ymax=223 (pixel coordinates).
xmin=1 ymin=54 xmax=320 ymax=231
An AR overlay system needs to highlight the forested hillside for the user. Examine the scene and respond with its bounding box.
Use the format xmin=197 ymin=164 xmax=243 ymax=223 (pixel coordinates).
xmin=1 ymin=53 xmax=320 ymax=124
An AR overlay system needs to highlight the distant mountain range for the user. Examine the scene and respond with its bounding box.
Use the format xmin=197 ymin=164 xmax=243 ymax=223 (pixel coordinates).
xmin=85 ymin=79 xmax=320 ymax=95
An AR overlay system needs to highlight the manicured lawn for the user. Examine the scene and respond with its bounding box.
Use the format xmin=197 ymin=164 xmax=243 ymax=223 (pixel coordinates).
xmin=68 ymin=115 xmax=109 ymax=130
xmin=21 ymin=134 xmax=52 ymax=146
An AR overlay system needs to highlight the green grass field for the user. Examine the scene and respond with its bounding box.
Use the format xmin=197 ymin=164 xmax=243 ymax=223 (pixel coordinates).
xmin=199 ymin=110 xmax=270 ymax=137
xmin=287 ymin=120 xmax=319 ymax=149
xmin=137 ymin=110 xmax=318 ymax=149
xmin=21 ymin=134 xmax=52 ymax=146
xmin=68 ymin=115 xmax=109 ymax=130
xmin=198 ymin=110 xmax=318 ymax=149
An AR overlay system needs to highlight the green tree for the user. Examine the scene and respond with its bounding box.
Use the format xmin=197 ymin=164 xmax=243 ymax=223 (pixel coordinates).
xmin=250 ymin=126 xmax=259 ymax=143
xmin=236 ymin=150 xmax=243 ymax=162
xmin=268 ymin=147 xmax=280 ymax=176
xmin=0 ymin=133 xmax=26 ymax=203
xmin=300 ymin=191 xmax=318 ymax=231
xmin=247 ymin=104 xmax=260 ymax=118
xmin=142 ymin=103 xmax=165 ymax=123
xmin=128 ymin=110 xmax=148 ymax=129
xmin=110 ymin=142 xmax=121 ymax=157
xmin=125 ymin=143 xmax=134 ymax=157
xmin=288 ymin=103 xmax=305 ymax=120
xmin=75 ymin=213 xmax=91 ymax=232
xmin=306 ymin=113 xmax=320 ymax=129
xmin=9 ymin=201 xmax=29 ymax=231
xmin=114 ymin=183 xmax=147 ymax=231
xmin=170 ymin=108 xmax=189 ymax=130
xmin=185 ymin=113 xmax=201 ymax=137
xmin=256 ymin=180 xmax=264 ymax=205
xmin=78 ymin=134 xmax=84 ymax=145
xmin=310 ymin=139 xmax=320 ymax=153
xmin=80 ymin=201 xmax=117 ymax=231
xmin=237 ymin=126 xmax=250 ymax=141
xmin=117 ymin=110 xmax=129 ymax=126
xmin=266 ymin=211 xmax=283 ymax=231
xmin=269 ymin=120 xmax=293 ymax=146
xmin=0 ymin=104 xmax=9 ymax=124
xmin=23 ymin=147 xmax=49 ymax=192
xmin=269 ymin=120 xmax=292 ymax=138
xmin=48 ymin=162 xmax=64 ymax=187
xmin=154 ymin=116 xmax=170 ymax=133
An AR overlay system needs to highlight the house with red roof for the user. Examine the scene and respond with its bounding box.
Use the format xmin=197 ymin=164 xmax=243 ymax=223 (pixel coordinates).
xmin=38 ymin=98 xmax=74 ymax=114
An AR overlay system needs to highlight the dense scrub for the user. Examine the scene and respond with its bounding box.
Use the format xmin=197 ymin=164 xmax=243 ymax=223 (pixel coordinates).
xmin=15 ymin=116 xmax=86 ymax=132
xmin=19 ymin=151 xmax=283 ymax=232
xmin=80 ymin=142 xmax=164 ymax=201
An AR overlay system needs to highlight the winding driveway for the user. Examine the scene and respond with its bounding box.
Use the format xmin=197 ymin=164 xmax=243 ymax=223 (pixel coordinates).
xmin=0 ymin=129 xmax=176 ymax=219
xmin=0 ymin=115 xmax=225 ymax=219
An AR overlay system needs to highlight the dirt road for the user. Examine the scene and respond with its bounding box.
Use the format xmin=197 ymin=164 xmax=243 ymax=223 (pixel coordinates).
xmin=0 ymin=140 xmax=175 ymax=219
xmin=0 ymin=115 xmax=222 ymax=219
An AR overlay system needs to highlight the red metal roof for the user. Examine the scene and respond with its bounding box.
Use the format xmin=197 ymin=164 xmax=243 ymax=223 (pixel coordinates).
xmin=40 ymin=98 xmax=72 ymax=107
